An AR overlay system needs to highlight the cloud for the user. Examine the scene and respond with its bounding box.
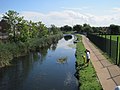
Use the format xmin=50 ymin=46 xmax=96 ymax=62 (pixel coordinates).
xmin=61 ymin=7 xmax=89 ymax=11
xmin=1 ymin=10 xmax=120 ymax=27
xmin=112 ymin=7 xmax=120 ymax=12
xmin=61 ymin=7 xmax=82 ymax=11
xmin=20 ymin=11 xmax=44 ymax=21
xmin=20 ymin=10 xmax=120 ymax=27
xmin=0 ymin=14 xmax=3 ymax=20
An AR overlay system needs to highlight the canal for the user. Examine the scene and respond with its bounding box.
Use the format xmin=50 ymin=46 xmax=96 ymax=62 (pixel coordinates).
xmin=0 ymin=35 xmax=78 ymax=90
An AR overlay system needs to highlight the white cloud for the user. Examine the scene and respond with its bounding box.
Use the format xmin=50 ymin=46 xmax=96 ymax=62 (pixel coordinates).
xmin=61 ymin=7 xmax=82 ymax=11
xmin=20 ymin=10 xmax=120 ymax=27
xmin=0 ymin=14 xmax=2 ymax=20
xmin=1 ymin=10 xmax=120 ymax=27
xmin=61 ymin=7 xmax=89 ymax=11
xmin=113 ymin=7 xmax=120 ymax=12
xmin=20 ymin=11 xmax=45 ymax=21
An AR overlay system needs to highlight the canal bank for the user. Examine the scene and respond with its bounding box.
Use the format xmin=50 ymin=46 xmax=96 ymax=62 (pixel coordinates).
xmin=75 ymin=34 xmax=102 ymax=90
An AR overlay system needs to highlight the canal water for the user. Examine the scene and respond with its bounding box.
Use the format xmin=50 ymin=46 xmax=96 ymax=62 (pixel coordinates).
xmin=0 ymin=35 xmax=78 ymax=90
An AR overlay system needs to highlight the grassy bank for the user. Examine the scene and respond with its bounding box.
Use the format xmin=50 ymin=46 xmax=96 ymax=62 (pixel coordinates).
xmin=0 ymin=33 xmax=63 ymax=67
xmin=75 ymin=34 xmax=102 ymax=90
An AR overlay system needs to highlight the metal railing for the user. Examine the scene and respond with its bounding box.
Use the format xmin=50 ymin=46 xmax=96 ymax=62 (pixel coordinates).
xmin=87 ymin=34 xmax=120 ymax=66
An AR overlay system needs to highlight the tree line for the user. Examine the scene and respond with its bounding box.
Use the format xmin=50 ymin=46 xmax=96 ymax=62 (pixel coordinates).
xmin=0 ymin=10 xmax=61 ymax=42
xmin=60 ymin=24 xmax=120 ymax=35
xmin=0 ymin=10 xmax=119 ymax=41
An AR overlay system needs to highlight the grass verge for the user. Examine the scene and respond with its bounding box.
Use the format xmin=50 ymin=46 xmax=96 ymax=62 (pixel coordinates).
xmin=75 ymin=34 xmax=102 ymax=90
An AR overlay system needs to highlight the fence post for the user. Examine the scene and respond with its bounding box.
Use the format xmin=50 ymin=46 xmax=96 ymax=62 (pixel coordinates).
xmin=110 ymin=35 xmax=112 ymax=57
xmin=105 ymin=34 xmax=106 ymax=52
xmin=119 ymin=43 xmax=120 ymax=66
xmin=116 ymin=37 xmax=119 ymax=65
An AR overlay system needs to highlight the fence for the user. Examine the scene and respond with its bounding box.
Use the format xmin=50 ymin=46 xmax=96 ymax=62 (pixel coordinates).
xmin=87 ymin=34 xmax=120 ymax=66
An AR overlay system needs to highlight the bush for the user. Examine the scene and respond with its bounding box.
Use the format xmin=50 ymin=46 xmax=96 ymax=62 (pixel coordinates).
xmin=0 ymin=33 xmax=63 ymax=67
xmin=0 ymin=44 xmax=13 ymax=67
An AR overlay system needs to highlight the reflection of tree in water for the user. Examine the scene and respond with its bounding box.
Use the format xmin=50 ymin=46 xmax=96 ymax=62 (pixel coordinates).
xmin=29 ymin=46 xmax=49 ymax=64
xmin=39 ymin=47 xmax=48 ymax=58
xmin=0 ymin=46 xmax=50 ymax=90
xmin=64 ymin=72 xmax=73 ymax=86
xmin=0 ymin=36 xmax=62 ymax=90
xmin=50 ymin=42 xmax=57 ymax=51
xmin=0 ymin=55 xmax=35 ymax=90
xmin=0 ymin=44 xmax=51 ymax=90
xmin=64 ymin=35 xmax=72 ymax=41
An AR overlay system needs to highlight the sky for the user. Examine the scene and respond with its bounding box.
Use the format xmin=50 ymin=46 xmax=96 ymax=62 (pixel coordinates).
xmin=0 ymin=0 xmax=120 ymax=27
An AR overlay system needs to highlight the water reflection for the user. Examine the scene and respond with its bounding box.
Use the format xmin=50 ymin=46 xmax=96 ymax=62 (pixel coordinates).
xmin=50 ymin=43 xmax=57 ymax=51
xmin=0 ymin=35 xmax=78 ymax=90
xmin=0 ymin=50 xmax=47 ymax=90
xmin=64 ymin=34 xmax=72 ymax=41
xmin=64 ymin=72 xmax=75 ymax=86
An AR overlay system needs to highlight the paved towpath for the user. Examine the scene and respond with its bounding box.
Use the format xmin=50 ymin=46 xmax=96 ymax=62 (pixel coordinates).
xmin=82 ymin=35 xmax=120 ymax=90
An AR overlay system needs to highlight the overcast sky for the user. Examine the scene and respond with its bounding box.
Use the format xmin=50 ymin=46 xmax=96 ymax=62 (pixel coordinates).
xmin=0 ymin=0 xmax=120 ymax=27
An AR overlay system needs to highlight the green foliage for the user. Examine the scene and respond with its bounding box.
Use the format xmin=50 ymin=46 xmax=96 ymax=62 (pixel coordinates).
xmin=2 ymin=10 xmax=24 ymax=42
xmin=0 ymin=33 xmax=63 ymax=67
xmin=109 ymin=24 xmax=120 ymax=34
xmin=0 ymin=44 xmax=13 ymax=67
xmin=0 ymin=10 xmax=63 ymax=67
xmin=60 ymin=25 xmax=72 ymax=32
xmin=83 ymin=23 xmax=93 ymax=33
xmin=75 ymin=34 xmax=102 ymax=90
xmin=73 ymin=24 xmax=83 ymax=33
xmin=50 ymin=24 xmax=60 ymax=34
xmin=1 ymin=10 xmax=62 ymax=42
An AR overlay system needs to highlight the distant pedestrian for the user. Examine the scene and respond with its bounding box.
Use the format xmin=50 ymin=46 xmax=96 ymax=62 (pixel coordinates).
xmin=85 ymin=49 xmax=90 ymax=66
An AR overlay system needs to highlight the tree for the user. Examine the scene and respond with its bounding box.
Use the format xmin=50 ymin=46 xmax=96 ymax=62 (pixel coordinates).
xmin=50 ymin=25 xmax=60 ymax=34
xmin=73 ymin=24 xmax=83 ymax=33
xmin=37 ymin=21 xmax=48 ymax=38
xmin=60 ymin=25 xmax=72 ymax=32
xmin=109 ymin=24 xmax=120 ymax=34
xmin=83 ymin=23 xmax=93 ymax=33
xmin=1 ymin=10 xmax=61 ymax=42
xmin=2 ymin=10 xmax=24 ymax=42
xmin=18 ymin=20 xmax=30 ymax=42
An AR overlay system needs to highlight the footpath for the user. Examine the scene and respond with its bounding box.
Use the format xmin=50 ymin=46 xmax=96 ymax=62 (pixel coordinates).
xmin=82 ymin=35 xmax=120 ymax=90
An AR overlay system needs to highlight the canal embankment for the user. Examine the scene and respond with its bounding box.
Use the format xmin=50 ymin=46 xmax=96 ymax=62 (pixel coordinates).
xmin=75 ymin=34 xmax=102 ymax=90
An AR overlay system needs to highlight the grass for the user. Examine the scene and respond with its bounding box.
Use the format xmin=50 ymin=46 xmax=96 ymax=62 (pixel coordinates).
xmin=75 ymin=34 xmax=102 ymax=90
xmin=99 ymin=35 xmax=120 ymax=41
